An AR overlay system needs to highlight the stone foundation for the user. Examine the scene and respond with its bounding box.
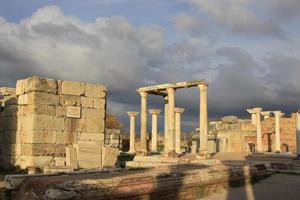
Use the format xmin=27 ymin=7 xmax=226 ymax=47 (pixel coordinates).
xmin=4 ymin=164 xmax=269 ymax=200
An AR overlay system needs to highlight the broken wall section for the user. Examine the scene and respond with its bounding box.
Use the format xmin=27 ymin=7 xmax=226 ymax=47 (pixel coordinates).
xmin=1 ymin=76 xmax=107 ymax=169
xmin=0 ymin=87 xmax=19 ymax=169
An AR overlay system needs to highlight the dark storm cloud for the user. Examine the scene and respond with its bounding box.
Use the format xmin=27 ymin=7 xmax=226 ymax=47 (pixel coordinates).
xmin=0 ymin=4 xmax=299 ymax=131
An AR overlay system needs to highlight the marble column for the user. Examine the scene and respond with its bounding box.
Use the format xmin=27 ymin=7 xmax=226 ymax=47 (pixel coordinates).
xmin=296 ymin=111 xmax=300 ymax=154
xmin=149 ymin=109 xmax=161 ymax=152
xmin=199 ymin=84 xmax=208 ymax=155
xmin=139 ymin=91 xmax=148 ymax=154
xmin=127 ymin=111 xmax=139 ymax=154
xmin=167 ymin=88 xmax=176 ymax=153
xmin=164 ymin=96 xmax=169 ymax=153
xmin=254 ymin=107 xmax=263 ymax=152
xmin=174 ymin=108 xmax=185 ymax=154
xmin=246 ymin=109 xmax=256 ymax=126
xmin=273 ymin=111 xmax=283 ymax=152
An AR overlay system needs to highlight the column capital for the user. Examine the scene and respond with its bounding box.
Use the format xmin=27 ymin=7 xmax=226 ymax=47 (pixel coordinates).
xmin=273 ymin=111 xmax=284 ymax=117
xmin=247 ymin=107 xmax=262 ymax=114
xmin=149 ymin=109 xmax=161 ymax=115
xmin=166 ymin=87 xmax=175 ymax=94
xmin=246 ymin=108 xmax=255 ymax=114
xmin=127 ymin=111 xmax=139 ymax=117
xmin=174 ymin=107 xmax=185 ymax=113
xmin=198 ymin=83 xmax=208 ymax=91
xmin=139 ymin=91 xmax=148 ymax=98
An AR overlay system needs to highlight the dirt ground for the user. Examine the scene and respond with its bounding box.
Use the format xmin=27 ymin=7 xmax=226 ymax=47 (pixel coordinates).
xmin=201 ymin=173 xmax=300 ymax=200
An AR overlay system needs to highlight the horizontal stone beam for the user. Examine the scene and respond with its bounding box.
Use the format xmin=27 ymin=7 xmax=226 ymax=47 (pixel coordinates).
xmin=137 ymin=80 xmax=207 ymax=93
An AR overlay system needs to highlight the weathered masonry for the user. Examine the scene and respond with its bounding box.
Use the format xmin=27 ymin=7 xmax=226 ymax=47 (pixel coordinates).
xmin=0 ymin=76 xmax=118 ymax=170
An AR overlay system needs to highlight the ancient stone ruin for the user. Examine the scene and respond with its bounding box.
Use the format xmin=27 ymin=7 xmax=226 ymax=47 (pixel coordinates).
xmin=1 ymin=77 xmax=300 ymax=200
xmin=0 ymin=76 xmax=119 ymax=171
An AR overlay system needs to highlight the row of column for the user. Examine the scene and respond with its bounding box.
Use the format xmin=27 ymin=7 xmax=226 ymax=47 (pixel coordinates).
xmin=247 ymin=108 xmax=284 ymax=152
xmin=127 ymin=108 xmax=185 ymax=154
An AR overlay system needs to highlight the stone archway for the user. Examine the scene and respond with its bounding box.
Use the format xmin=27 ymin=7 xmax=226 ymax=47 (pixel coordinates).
xmin=248 ymin=143 xmax=256 ymax=153
xmin=281 ymin=143 xmax=289 ymax=152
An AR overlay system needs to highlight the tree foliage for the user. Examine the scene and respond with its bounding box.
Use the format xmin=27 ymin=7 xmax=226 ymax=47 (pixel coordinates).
xmin=106 ymin=112 xmax=123 ymax=129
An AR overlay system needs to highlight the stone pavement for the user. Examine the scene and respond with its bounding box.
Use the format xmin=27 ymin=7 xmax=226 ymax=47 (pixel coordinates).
xmin=200 ymin=173 xmax=300 ymax=200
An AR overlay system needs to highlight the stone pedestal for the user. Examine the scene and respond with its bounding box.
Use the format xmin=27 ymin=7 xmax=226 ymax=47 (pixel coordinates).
xmin=174 ymin=108 xmax=184 ymax=154
xmin=127 ymin=111 xmax=139 ymax=154
xmin=149 ymin=109 xmax=161 ymax=152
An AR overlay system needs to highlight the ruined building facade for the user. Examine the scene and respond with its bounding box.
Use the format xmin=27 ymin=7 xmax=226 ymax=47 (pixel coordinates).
xmin=0 ymin=76 xmax=119 ymax=170
xmin=208 ymin=115 xmax=297 ymax=154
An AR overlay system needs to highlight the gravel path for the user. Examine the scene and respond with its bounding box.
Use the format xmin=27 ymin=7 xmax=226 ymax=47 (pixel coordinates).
xmin=201 ymin=173 xmax=300 ymax=200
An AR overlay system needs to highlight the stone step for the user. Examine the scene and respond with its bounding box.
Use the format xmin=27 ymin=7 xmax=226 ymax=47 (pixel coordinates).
xmin=133 ymin=156 xmax=179 ymax=163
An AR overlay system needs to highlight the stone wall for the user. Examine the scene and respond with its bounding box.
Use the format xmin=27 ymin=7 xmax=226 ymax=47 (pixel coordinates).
xmin=0 ymin=76 xmax=108 ymax=169
xmin=209 ymin=117 xmax=256 ymax=153
xmin=210 ymin=114 xmax=297 ymax=153
xmin=0 ymin=87 xmax=18 ymax=168
xmin=261 ymin=114 xmax=297 ymax=153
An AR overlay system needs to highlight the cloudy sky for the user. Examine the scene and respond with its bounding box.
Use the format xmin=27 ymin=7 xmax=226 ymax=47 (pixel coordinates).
xmin=0 ymin=0 xmax=300 ymax=131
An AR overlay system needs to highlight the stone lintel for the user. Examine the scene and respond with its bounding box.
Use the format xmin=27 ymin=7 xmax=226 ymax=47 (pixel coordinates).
xmin=174 ymin=108 xmax=185 ymax=113
xmin=137 ymin=80 xmax=207 ymax=94
xmin=127 ymin=111 xmax=139 ymax=116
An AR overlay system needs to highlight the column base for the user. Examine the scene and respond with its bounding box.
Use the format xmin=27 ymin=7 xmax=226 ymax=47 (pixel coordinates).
xmin=198 ymin=149 xmax=208 ymax=158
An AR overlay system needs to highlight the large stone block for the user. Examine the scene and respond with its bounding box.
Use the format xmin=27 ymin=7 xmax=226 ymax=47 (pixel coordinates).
xmin=56 ymin=106 xmax=67 ymax=117
xmin=16 ymin=79 xmax=25 ymax=95
xmin=22 ymin=130 xmax=56 ymax=144
xmin=0 ymin=87 xmax=16 ymax=95
xmin=66 ymin=106 xmax=81 ymax=119
xmin=86 ymin=118 xmax=105 ymax=133
xmin=66 ymin=146 xmax=79 ymax=169
xmin=101 ymin=147 xmax=119 ymax=167
xmin=85 ymin=83 xmax=106 ymax=98
xmin=21 ymin=144 xmax=66 ymax=156
xmin=18 ymin=92 xmax=59 ymax=106
xmin=75 ymin=141 xmax=102 ymax=168
xmin=78 ymin=132 xmax=105 ymax=141
xmin=19 ymin=155 xmax=54 ymax=168
xmin=56 ymin=131 xmax=77 ymax=144
xmin=61 ymin=81 xmax=85 ymax=96
xmin=93 ymin=98 xmax=105 ymax=109
xmin=18 ymin=105 xmax=56 ymax=116
xmin=64 ymin=118 xmax=87 ymax=132
xmin=60 ymin=95 xmax=81 ymax=106
xmin=81 ymin=108 xmax=105 ymax=119
xmin=20 ymin=76 xmax=58 ymax=94
xmin=20 ymin=114 xmax=64 ymax=131
xmin=81 ymin=97 xmax=93 ymax=108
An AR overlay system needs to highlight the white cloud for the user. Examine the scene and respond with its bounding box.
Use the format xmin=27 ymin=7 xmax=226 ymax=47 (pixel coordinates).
xmin=0 ymin=5 xmax=299 ymax=130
